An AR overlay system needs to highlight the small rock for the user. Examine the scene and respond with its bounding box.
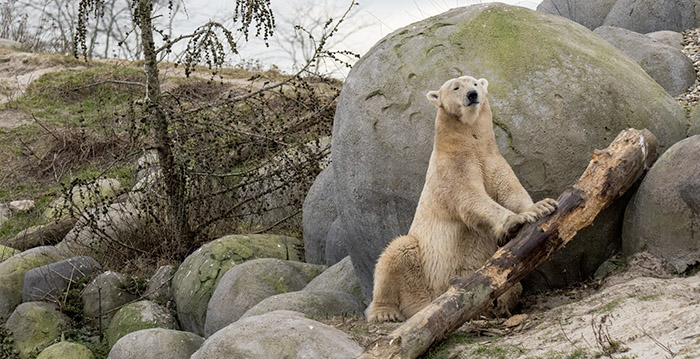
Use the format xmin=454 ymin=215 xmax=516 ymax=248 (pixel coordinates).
xmin=241 ymin=290 xmax=365 ymax=320
xmin=2 ymin=219 xmax=75 ymax=251
xmin=0 ymin=203 xmax=10 ymax=226
xmin=82 ymin=271 xmax=139 ymax=327
xmin=304 ymin=256 xmax=364 ymax=303
xmin=9 ymin=200 xmax=35 ymax=212
xmin=145 ymin=265 xmax=175 ymax=303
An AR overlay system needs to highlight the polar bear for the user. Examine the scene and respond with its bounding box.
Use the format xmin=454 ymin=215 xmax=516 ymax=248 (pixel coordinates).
xmin=367 ymin=76 xmax=558 ymax=322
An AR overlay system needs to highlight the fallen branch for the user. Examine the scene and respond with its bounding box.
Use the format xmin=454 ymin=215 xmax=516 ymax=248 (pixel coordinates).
xmin=360 ymin=128 xmax=658 ymax=359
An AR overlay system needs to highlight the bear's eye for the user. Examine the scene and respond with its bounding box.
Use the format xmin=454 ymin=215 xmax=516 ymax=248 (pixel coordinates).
xmin=453 ymin=86 xmax=460 ymax=91
xmin=473 ymin=83 xmax=477 ymax=86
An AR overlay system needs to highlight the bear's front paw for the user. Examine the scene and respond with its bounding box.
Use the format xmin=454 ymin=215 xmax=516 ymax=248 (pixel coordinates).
xmin=367 ymin=306 xmax=405 ymax=323
xmin=529 ymin=198 xmax=558 ymax=218
xmin=496 ymin=212 xmax=538 ymax=246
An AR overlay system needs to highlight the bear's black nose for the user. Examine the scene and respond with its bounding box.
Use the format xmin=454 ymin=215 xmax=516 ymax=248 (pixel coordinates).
xmin=467 ymin=90 xmax=479 ymax=104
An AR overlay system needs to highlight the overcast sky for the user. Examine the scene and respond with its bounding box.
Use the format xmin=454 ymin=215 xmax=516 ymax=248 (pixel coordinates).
xmin=172 ymin=0 xmax=544 ymax=74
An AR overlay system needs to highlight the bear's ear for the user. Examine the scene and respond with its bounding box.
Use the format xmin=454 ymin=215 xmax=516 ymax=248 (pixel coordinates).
xmin=479 ymin=78 xmax=489 ymax=94
xmin=426 ymin=90 xmax=441 ymax=107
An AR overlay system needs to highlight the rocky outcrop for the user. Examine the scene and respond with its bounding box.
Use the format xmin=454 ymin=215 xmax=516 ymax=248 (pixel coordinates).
xmin=622 ymin=135 xmax=700 ymax=273
xmin=323 ymin=3 xmax=685 ymax=298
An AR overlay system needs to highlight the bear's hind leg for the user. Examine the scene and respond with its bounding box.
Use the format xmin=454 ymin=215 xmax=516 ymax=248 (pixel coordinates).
xmin=367 ymin=235 xmax=422 ymax=322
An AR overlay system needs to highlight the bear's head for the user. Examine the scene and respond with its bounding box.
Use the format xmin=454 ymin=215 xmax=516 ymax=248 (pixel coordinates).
xmin=426 ymin=76 xmax=489 ymax=124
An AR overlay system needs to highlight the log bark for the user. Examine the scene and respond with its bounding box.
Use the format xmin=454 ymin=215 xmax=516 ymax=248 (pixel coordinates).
xmin=359 ymin=128 xmax=659 ymax=359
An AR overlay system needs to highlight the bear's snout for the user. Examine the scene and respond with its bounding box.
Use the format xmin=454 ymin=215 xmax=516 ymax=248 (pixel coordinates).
xmin=466 ymin=90 xmax=479 ymax=106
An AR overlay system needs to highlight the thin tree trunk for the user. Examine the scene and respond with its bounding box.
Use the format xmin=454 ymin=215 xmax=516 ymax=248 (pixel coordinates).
xmin=360 ymin=128 xmax=659 ymax=359
xmin=136 ymin=0 xmax=192 ymax=249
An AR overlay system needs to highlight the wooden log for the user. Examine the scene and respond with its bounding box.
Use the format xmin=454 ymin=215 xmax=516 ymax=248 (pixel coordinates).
xmin=360 ymin=128 xmax=659 ymax=359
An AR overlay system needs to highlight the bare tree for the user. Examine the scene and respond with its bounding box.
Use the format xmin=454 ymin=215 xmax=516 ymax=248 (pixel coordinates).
xmin=72 ymin=0 xmax=358 ymax=259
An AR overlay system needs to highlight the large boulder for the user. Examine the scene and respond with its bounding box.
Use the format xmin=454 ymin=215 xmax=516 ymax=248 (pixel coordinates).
xmin=603 ymin=0 xmax=700 ymax=33
xmin=537 ymin=0 xmax=617 ymax=29
xmin=171 ymin=234 xmax=302 ymax=336
xmin=593 ymin=26 xmax=696 ymax=96
xmin=240 ymin=290 xmax=364 ymax=320
xmin=5 ymin=302 xmax=70 ymax=358
xmin=192 ymin=311 xmax=362 ymax=359
xmin=105 ymin=300 xmax=176 ymax=349
xmin=0 ymin=246 xmax=65 ymax=323
xmin=646 ymin=30 xmax=685 ymax=49
xmin=204 ymin=258 xmax=325 ymax=337
xmin=327 ymin=3 xmax=686 ymax=298
xmin=690 ymin=105 xmax=700 ymax=136
xmin=36 ymin=342 xmax=95 ymax=359
xmin=302 ymin=166 xmax=338 ymax=264
xmin=107 ymin=328 xmax=203 ymax=359
xmin=82 ymin=271 xmax=139 ymax=327
xmin=22 ymin=256 xmax=101 ymax=302
xmin=622 ymin=136 xmax=700 ymax=273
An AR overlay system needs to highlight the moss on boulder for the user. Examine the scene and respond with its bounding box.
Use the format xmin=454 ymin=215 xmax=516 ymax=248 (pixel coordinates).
xmin=172 ymin=234 xmax=302 ymax=336
xmin=0 ymin=246 xmax=65 ymax=323
xmin=105 ymin=300 xmax=176 ymax=349
xmin=5 ymin=302 xmax=70 ymax=359
xmin=37 ymin=342 xmax=95 ymax=359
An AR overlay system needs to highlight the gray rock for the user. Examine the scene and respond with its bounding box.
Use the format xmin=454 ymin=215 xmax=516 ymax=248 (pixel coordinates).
xmin=172 ymin=234 xmax=303 ymax=336
xmin=646 ymin=30 xmax=685 ymax=49
xmin=204 ymin=258 xmax=326 ymax=337
xmin=5 ymin=302 xmax=70 ymax=358
xmin=0 ymin=246 xmax=65 ymax=323
xmin=107 ymin=328 xmax=203 ymax=359
xmin=324 ymin=218 xmax=349 ymax=265
xmin=145 ymin=265 xmax=174 ymax=303
xmin=2 ymin=219 xmax=75 ymax=251
xmin=622 ymin=135 xmax=700 ymax=273
xmin=22 ymin=255 xmax=101 ymax=302
xmin=603 ymin=0 xmax=700 ymax=33
xmin=330 ymin=3 xmax=685 ymax=299
xmin=304 ymin=256 xmax=364 ymax=302
xmin=594 ymin=26 xmax=696 ymax=96
xmin=537 ymin=0 xmax=617 ymax=29
xmin=8 ymin=200 xmax=34 ymax=212
xmin=192 ymin=311 xmax=362 ymax=359
xmin=105 ymin=300 xmax=177 ymax=349
xmin=241 ymin=290 xmax=365 ymax=320
xmin=82 ymin=271 xmax=139 ymax=327
xmin=302 ymin=166 xmax=337 ymax=264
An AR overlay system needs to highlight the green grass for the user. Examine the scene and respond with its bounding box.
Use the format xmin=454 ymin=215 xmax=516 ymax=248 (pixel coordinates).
xmin=421 ymin=332 xmax=479 ymax=359
xmin=4 ymin=65 xmax=143 ymax=129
